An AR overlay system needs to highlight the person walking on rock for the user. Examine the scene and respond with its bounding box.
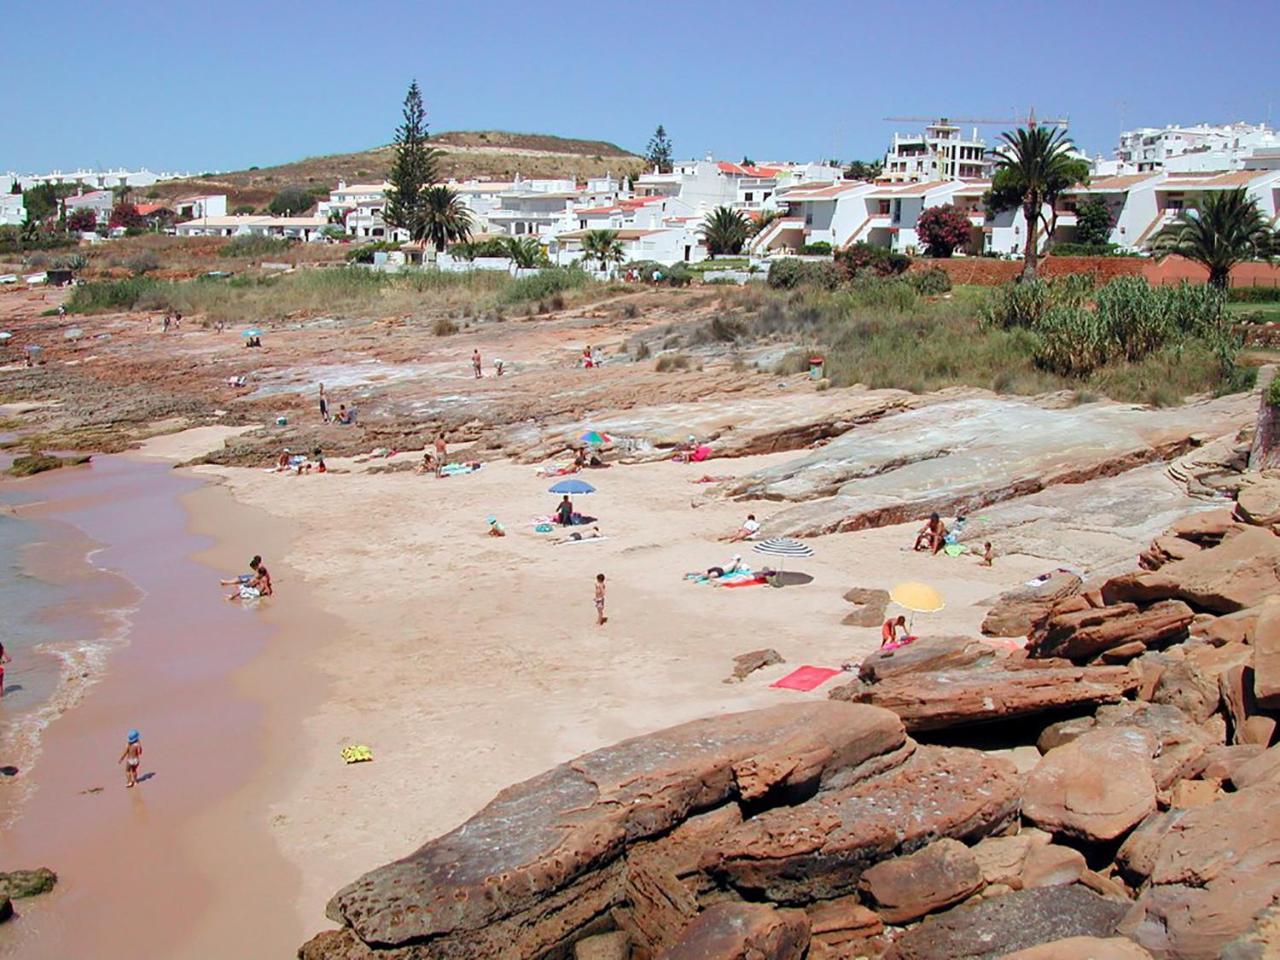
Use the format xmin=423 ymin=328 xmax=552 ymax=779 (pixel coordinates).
xmin=472 ymin=349 xmax=483 ymax=379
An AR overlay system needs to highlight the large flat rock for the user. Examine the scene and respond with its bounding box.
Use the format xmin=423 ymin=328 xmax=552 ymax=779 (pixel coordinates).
xmin=655 ymin=902 xmax=810 ymax=960
xmin=494 ymin=388 xmax=919 ymax=463
xmin=715 ymin=395 xmax=1251 ymax=538
xmin=315 ymin=702 xmax=906 ymax=959
xmin=884 ymin=886 xmax=1131 ymax=960
xmin=832 ymin=662 xmax=1139 ymax=732
xmin=706 ymin=746 xmax=1020 ymax=902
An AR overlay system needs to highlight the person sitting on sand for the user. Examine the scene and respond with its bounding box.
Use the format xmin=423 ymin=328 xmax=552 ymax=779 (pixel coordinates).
xmin=881 ymin=615 xmax=909 ymax=648
xmin=418 ymin=451 xmax=436 ymax=475
xmin=979 ymin=541 xmax=994 ymax=567
xmin=227 ymin=557 xmax=273 ymax=601
xmin=487 ymin=517 xmax=506 ymax=537
xmin=220 ymin=556 xmax=262 ymax=588
xmin=556 ymin=495 xmax=574 ymax=526
xmin=728 ymin=514 xmax=761 ymax=543
xmin=913 ymin=513 xmax=947 ymax=555
xmin=573 ymin=448 xmax=588 ymax=469
xmin=276 ymin=449 xmax=291 ymax=471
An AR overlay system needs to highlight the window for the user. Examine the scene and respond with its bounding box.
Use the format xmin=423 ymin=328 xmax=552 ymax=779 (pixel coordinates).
xmin=745 ymin=192 xmax=754 ymax=202
xmin=878 ymin=200 xmax=891 ymax=216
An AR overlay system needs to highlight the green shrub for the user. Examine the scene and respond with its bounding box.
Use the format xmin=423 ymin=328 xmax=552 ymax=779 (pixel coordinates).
xmin=52 ymin=253 xmax=87 ymax=271
xmin=125 ymin=251 xmax=161 ymax=276
xmin=498 ymin=265 xmax=592 ymax=304
xmin=268 ymin=185 xmax=315 ymax=215
xmin=800 ymin=241 xmax=832 ymax=256
xmin=979 ymin=274 xmax=1095 ymax=329
xmin=665 ymin=262 xmax=693 ymax=287
xmin=906 ymin=267 xmax=952 ymax=296
xmin=344 ymin=240 xmax=403 ymax=264
xmin=452 ymin=238 xmax=512 ymax=260
xmin=845 ymin=276 xmax=918 ymax=312
xmin=220 ymin=235 xmax=292 ymax=258
xmin=1269 ymin=376 xmax=1280 ymax=407
xmin=1048 ymin=242 xmax=1139 ymax=257
xmin=767 ymin=258 xmax=841 ymax=290
xmin=433 ymin=317 xmax=458 ymax=336
xmin=67 ymin=277 xmax=161 ymax=313
xmin=1228 ymin=286 xmax=1280 ymax=303
xmin=835 ymin=243 xmax=910 ymax=278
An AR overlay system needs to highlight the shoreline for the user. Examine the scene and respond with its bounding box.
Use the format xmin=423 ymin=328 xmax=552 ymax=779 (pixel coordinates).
xmin=0 ymin=451 xmax=324 ymax=958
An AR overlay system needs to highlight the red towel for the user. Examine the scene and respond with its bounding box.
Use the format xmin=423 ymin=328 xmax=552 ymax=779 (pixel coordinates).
xmin=770 ymin=665 xmax=841 ymax=692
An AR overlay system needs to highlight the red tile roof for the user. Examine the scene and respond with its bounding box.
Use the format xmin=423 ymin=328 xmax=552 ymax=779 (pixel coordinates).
xmin=717 ymin=161 xmax=782 ymax=177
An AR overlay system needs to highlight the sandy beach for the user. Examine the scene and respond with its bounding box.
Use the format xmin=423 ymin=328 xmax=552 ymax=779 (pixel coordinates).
xmin=1 ymin=427 xmax=1054 ymax=956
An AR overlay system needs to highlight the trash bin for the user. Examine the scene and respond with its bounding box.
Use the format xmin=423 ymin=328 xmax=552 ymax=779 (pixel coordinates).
xmin=809 ymin=356 xmax=825 ymax=379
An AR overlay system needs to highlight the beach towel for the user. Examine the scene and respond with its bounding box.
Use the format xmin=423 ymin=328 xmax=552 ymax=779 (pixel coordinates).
xmin=943 ymin=543 xmax=968 ymax=557
xmin=771 ymin=665 xmax=841 ymax=692
xmin=534 ymin=523 xmax=553 ymax=533
xmin=340 ymin=745 xmax=373 ymax=764
xmin=720 ymin=577 xmax=765 ymax=588
xmin=441 ymin=462 xmax=479 ymax=476
xmin=690 ymin=445 xmax=712 ymax=462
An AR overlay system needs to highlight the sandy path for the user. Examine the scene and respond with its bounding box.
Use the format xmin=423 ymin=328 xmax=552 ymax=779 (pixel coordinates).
xmin=202 ymin=446 xmax=1053 ymax=938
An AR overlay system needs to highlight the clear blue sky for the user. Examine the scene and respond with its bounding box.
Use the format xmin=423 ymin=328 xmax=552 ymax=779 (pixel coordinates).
xmin=4 ymin=0 xmax=1277 ymax=173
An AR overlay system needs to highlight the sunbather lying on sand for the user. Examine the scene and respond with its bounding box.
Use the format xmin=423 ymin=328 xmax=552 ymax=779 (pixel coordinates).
xmin=555 ymin=526 xmax=603 ymax=544
xmin=727 ymin=514 xmax=760 ymax=542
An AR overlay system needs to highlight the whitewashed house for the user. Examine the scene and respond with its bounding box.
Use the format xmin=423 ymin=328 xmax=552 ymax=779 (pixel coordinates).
xmin=62 ymin=190 xmax=115 ymax=226
xmin=174 ymin=194 xmax=228 ymax=220
xmin=0 ymin=193 xmax=26 ymax=226
xmin=175 ymin=214 xmax=329 ymax=241
xmin=1115 ymin=122 xmax=1280 ymax=173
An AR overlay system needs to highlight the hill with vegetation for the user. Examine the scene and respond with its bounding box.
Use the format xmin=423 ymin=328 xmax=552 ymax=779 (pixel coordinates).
xmin=140 ymin=131 xmax=644 ymax=213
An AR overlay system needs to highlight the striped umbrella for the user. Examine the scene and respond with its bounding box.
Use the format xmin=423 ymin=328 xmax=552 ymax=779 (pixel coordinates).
xmin=752 ymin=537 xmax=814 ymax=572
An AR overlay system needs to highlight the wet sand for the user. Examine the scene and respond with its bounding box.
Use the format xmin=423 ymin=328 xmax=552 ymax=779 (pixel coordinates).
xmin=0 ymin=455 xmax=326 ymax=959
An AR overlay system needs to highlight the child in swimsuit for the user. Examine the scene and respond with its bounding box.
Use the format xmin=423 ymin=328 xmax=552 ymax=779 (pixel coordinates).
xmin=595 ymin=573 xmax=607 ymax=626
xmin=119 ymin=729 xmax=143 ymax=788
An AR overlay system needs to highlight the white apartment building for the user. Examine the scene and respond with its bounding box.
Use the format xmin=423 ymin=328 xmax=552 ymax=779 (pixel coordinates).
xmin=174 ymin=194 xmax=228 ymax=220
xmin=881 ymin=121 xmax=990 ymax=182
xmin=633 ymin=157 xmax=843 ymax=216
xmin=175 ymin=214 xmax=330 ymax=241
xmin=8 ymin=168 xmax=178 ymax=191
xmin=63 ymin=189 xmax=115 ymax=225
xmin=0 ymin=193 xmax=26 ymax=226
xmin=1115 ymin=122 xmax=1280 ymax=173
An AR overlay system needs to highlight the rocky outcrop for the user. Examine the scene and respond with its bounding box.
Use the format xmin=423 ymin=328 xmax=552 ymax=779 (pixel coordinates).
xmin=856 ymin=635 xmax=996 ymax=683
xmin=841 ymin=587 xmax=890 ymax=627
xmin=1030 ymin=598 xmax=1194 ymax=663
xmin=997 ymin=937 xmax=1155 ymax=960
xmin=1234 ymin=477 xmax=1280 ymax=528
xmin=312 ymin=703 xmax=907 ymax=960
xmin=715 ymin=395 xmax=1253 ymax=538
xmin=1102 ymin=527 xmax=1280 ymax=615
xmin=654 ymin=902 xmax=809 ymax=960
xmin=1023 ymin=728 xmax=1159 ymax=842
xmin=1119 ymin=784 xmax=1280 ymax=959
xmin=859 ymin=838 xmax=984 ymax=923
xmin=982 ymin=571 xmax=1083 ymax=638
xmin=804 ymin=896 xmax=883 ymax=954
xmin=1230 ymin=745 xmax=1280 ymax=789
xmin=724 ymin=648 xmax=783 ymax=682
xmin=883 ymin=886 xmax=1131 ymax=960
xmin=832 ymin=662 xmax=1139 ymax=732
xmin=1253 ymin=601 xmax=1280 ymax=708
xmin=0 ymin=869 xmax=57 ymax=899
xmin=707 ymin=747 xmax=1020 ymax=903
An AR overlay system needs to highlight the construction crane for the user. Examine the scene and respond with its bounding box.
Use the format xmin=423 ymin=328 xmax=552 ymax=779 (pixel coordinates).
xmin=883 ymin=108 xmax=1069 ymax=129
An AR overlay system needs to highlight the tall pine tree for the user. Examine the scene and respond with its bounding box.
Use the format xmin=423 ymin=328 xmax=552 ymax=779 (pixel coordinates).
xmin=645 ymin=125 xmax=673 ymax=173
xmin=384 ymin=80 xmax=440 ymax=241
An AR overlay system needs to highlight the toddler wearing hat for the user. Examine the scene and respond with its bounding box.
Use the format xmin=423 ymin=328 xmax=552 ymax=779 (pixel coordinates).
xmin=119 ymin=729 xmax=143 ymax=788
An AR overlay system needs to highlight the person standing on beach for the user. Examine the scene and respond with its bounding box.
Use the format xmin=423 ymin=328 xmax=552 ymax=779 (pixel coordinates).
xmin=119 ymin=730 xmax=142 ymax=788
xmin=434 ymin=433 xmax=447 ymax=476
xmin=594 ymin=573 xmax=607 ymax=626
xmin=0 ymin=641 xmax=10 ymax=698
xmin=319 ymin=383 xmax=329 ymax=423
xmin=472 ymin=349 xmax=483 ymax=379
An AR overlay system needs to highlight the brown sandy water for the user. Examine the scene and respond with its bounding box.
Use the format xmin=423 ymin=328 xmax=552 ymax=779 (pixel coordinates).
xmin=0 ymin=455 xmax=325 ymax=958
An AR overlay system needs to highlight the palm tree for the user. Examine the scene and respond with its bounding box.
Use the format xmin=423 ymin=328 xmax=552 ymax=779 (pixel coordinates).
xmin=992 ymin=126 xmax=1080 ymax=281
xmin=1153 ymin=188 xmax=1276 ymax=290
xmin=700 ymin=205 xmax=750 ymax=257
xmin=582 ymin=229 xmax=624 ymax=273
xmin=504 ymin=236 xmax=544 ymax=269
xmin=418 ymin=185 xmax=473 ymax=252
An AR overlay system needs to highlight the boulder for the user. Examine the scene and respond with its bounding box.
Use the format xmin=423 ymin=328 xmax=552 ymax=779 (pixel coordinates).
xmin=981 ymin=571 xmax=1083 ymax=637
xmin=1140 ymin=535 xmax=1203 ymax=571
xmin=1118 ymin=784 xmax=1280 ymax=959
xmin=883 ymin=886 xmax=1131 ymax=960
xmin=805 ymin=895 xmax=883 ymax=950
xmin=1030 ymin=600 xmax=1194 ymax=663
xmin=1020 ymin=843 xmax=1087 ymax=889
xmin=1116 ymin=809 xmax=1187 ymax=884
xmin=655 ymin=903 xmax=809 ymax=960
xmin=972 ymin=834 xmax=1038 ymax=889
xmin=1253 ymin=601 xmax=1280 ymax=708
xmin=1023 ymin=728 xmax=1159 ymax=842
xmin=1148 ymin=655 xmax=1223 ymax=725
xmin=1221 ymin=902 xmax=1280 ymax=960
xmin=859 ymin=838 xmax=984 ymax=923
xmin=0 ymin=868 xmax=57 ymax=899
xmin=1038 ymin=716 xmax=1098 ymax=753
xmin=313 ymin=703 xmax=907 ymax=960
xmin=832 ymin=663 xmax=1139 ymax=732
xmin=1234 ymin=477 xmax=1280 ymax=527
xmin=1190 ymin=743 xmax=1264 ymax=782
xmin=1092 ymin=702 xmax=1214 ymax=791
xmin=1101 ymin=527 xmax=1280 ymax=615
xmin=0 ymin=895 xmax=10 ymax=925
xmin=707 ymin=747 xmax=1020 ymax=903
xmin=1166 ymin=508 xmax=1242 ymax=546
xmin=856 ymin=636 xmax=996 ymax=683
xmin=725 ymin=648 xmax=783 ymax=682
xmin=1220 ymin=664 xmax=1277 ymax=746
xmin=842 ymin=587 xmax=890 ymax=628
xmin=996 ymin=937 xmax=1154 ymax=960
xmin=1170 ymin=778 xmax=1222 ymax=808
xmin=1189 ymin=608 xmax=1258 ymax=646
xmin=1230 ymin=745 xmax=1280 ymax=789
xmin=574 ymin=932 xmax=629 ymax=960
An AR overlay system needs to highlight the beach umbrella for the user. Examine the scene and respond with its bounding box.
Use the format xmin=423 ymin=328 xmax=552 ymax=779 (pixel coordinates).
xmin=242 ymin=328 xmax=262 ymax=338
xmin=889 ymin=581 xmax=945 ymax=613
xmin=0 ymin=331 xmax=11 ymax=340
xmin=752 ymin=537 xmax=814 ymax=573
xmin=580 ymin=430 xmax=612 ymax=446
xmin=24 ymin=344 xmax=41 ymax=355
xmin=548 ymin=478 xmax=596 ymax=495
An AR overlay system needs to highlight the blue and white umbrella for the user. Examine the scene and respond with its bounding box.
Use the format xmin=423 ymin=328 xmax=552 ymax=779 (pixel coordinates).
xmin=242 ymin=327 xmax=262 ymax=338
xmin=752 ymin=537 xmax=814 ymax=572
xmin=548 ymin=478 xmax=596 ymax=495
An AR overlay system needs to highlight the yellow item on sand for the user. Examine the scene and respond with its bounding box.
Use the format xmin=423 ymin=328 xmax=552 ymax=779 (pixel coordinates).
xmin=889 ymin=581 xmax=946 ymax=613
xmin=341 ymin=745 xmax=373 ymax=764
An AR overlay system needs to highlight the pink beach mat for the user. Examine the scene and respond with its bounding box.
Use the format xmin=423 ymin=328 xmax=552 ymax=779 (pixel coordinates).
xmin=770 ymin=665 xmax=841 ymax=692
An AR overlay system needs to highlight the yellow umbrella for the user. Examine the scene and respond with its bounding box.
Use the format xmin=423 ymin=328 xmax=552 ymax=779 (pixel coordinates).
xmin=889 ymin=581 xmax=945 ymax=614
